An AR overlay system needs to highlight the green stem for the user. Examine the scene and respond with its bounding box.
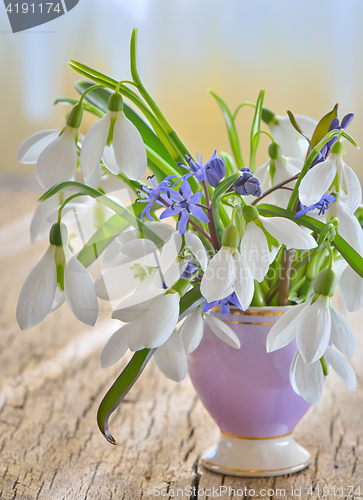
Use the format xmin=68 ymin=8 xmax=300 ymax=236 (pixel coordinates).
xmin=57 ymin=193 xmax=85 ymax=222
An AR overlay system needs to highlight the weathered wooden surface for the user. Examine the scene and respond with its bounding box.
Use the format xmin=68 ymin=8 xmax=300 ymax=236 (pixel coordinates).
xmin=0 ymin=187 xmax=362 ymax=500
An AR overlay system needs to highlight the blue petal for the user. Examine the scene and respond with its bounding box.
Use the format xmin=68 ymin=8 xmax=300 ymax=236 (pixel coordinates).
xmin=190 ymin=205 xmax=209 ymax=223
xmin=178 ymin=210 xmax=190 ymax=234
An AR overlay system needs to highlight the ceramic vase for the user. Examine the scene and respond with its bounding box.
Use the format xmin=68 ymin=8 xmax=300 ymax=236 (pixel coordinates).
xmin=187 ymin=306 xmax=311 ymax=477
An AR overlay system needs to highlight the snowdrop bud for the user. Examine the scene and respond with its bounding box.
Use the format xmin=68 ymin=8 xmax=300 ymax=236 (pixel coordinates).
xmin=108 ymin=92 xmax=124 ymax=112
xmin=314 ymin=268 xmax=338 ymax=297
xmin=331 ymin=141 xmax=343 ymax=155
xmin=222 ymin=224 xmax=240 ymax=248
xmin=49 ymin=222 xmax=68 ymax=247
xmin=242 ymin=205 xmax=259 ymax=223
xmin=66 ymin=103 xmax=83 ymax=129
xmin=268 ymin=142 xmax=282 ymax=160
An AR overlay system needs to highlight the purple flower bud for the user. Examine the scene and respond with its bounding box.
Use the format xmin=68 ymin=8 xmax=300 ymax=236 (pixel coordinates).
xmin=233 ymin=168 xmax=262 ymax=197
xmin=341 ymin=113 xmax=354 ymax=129
xmin=204 ymin=152 xmax=226 ymax=188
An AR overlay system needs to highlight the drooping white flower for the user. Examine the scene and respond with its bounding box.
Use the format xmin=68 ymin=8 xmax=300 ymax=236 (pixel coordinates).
xmin=17 ymin=103 xmax=83 ymax=189
xmin=80 ymin=92 xmax=147 ymax=182
xmin=180 ymin=307 xmax=204 ymax=354
xmin=16 ymin=222 xmax=99 ymax=329
xmin=269 ymin=114 xmax=317 ymax=161
xmin=290 ymin=346 xmax=356 ymax=405
xmin=299 ymin=151 xmax=362 ymax=210
xmin=204 ymin=314 xmax=241 ymax=349
xmin=267 ymin=295 xmax=356 ymax=364
xmin=200 ymin=246 xmax=254 ymax=310
xmin=240 ymin=208 xmax=317 ymax=282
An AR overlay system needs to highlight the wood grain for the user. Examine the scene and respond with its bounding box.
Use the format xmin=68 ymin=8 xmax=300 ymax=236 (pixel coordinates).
xmin=0 ymin=189 xmax=362 ymax=499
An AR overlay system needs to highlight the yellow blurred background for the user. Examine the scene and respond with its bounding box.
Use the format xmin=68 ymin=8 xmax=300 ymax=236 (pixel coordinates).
xmin=1 ymin=0 xmax=363 ymax=186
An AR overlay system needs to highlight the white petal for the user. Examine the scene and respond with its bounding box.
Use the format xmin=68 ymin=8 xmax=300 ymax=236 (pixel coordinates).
xmin=258 ymin=216 xmax=317 ymax=250
xmin=254 ymin=161 xmax=270 ymax=188
xmin=113 ymin=113 xmax=147 ymax=181
xmin=159 ymin=232 xmax=182 ymax=273
xmin=16 ymin=246 xmax=57 ymax=329
xmin=232 ymin=251 xmax=254 ymax=310
xmin=184 ymin=232 xmax=208 ymax=271
xmin=80 ymin=112 xmax=110 ymax=179
xmin=163 ymin=261 xmax=186 ymax=288
xmin=298 ymin=158 xmax=337 ymax=207
xmin=273 ymin=157 xmax=302 ymax=208
xmin=289 ymin=351 xmax=300 ymax=395
xmin=50 ymin=287 xmax=65 ymax=313
xmin=85 ymin=164 xmax=102 ymax=189
xmin=101 ymin=324 xmax=131 ymax=368
xmin=270 ymin=114 xmax=317 ymax=160
xmin=18 ymin=129 xmax=60 ymax=163
xmin=140 ymin=293 xmax=180 ymax=348
xmin=30 ymin=195 xmax=60 ymax=244
xmin=102 ymin=145 xmax=120 ymax=175
xmin=240 ymin=222 xmax=270 ymax=282
xmin=335 ymin=202 xmax=363 ymax=254
xmin=330 ymin=307 xmax=356 ymax=357
xmin=325 ymin=346 xmax=356 ymax=391
xmin=339 ymin=264 xmax=363 ymax=313
xmin=181 ymin=308 xmax=204 ymax=353
xmin=205 ymin=315 xmax=240 ymax=349
xmin=292 ymin=352 xmax=324 ymax=405
xmin=266 ymin=302 xmax=308 ymax=352
xmin=127 ymin=317 xmax=145 ymax=351
xmin=36 ymin=126 xmax=78 ymax=189
xmin=63 ymin=246 xmax=99 ymax=326
xmin=200 ymin=247 xmax=236 ymax=302
xmin=95 ymin=259 xmax=145 ymax=301
xmin=112 ymin=288 xmax=165 ymax=322
xmin=122 ymin=238 xmax=159 ymax=262
xmin=154 ymin=330 xmax=188 ymax=382
xmin=342 ymin=161 xmax=362 ymax=213
xmin=296 ymin=295 xmax=331 ymax=364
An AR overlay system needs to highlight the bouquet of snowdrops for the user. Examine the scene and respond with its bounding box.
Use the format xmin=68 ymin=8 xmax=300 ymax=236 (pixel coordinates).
xmin=16 ymin=29 xmax=363 ymax=444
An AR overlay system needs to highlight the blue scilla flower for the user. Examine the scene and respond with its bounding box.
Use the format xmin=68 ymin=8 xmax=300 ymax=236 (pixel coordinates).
xmin=233 ymin=167 xmax=263 ymax=197
xmin=327 ymin=113 xmax=354 ymax=149
xmin=179 ymin=150 xmax=226 ymax=187
xmin=294 ymin=194 xmax=336 ymax=218
xmin=160 ymin=178 xmax=209 ymax=234
xmin=203 ymin=292 xmax=243 ymax=315
xmin=181 ymin=262 xmax=199 ymax=279
xmin=137 ymin=175 xmax=176 ymax=220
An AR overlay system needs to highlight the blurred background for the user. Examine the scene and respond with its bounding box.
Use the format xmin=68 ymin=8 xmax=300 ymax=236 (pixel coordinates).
xmin=1 ymin=0 xmax=363 ymax=186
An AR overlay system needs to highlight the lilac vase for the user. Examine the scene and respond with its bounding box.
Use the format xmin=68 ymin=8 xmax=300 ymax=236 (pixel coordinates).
xmin=188 ymin=307 xmax=311 ymax=477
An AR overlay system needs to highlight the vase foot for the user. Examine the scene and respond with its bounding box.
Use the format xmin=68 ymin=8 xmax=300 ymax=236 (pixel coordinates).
xmin=202 ymin=432 xmax=311 ymax=477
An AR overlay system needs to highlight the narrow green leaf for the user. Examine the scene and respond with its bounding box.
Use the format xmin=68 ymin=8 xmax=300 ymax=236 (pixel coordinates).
xmin=220 ymin=151 xmax=235 ymax=177
xmin=249 ymin=89 xmax=265 ymax=172
xmin=211 ymin=173 xmax=240 ymax=244
xmin=310 ymin=104 xmax=338 ymax=149
xmin=287 ymin=110 xmax=312 ymax=145
xmin=209 ymin=90 xmax=245 ymax=170
xmin=97 ymin=285 xmax=204 ymax=444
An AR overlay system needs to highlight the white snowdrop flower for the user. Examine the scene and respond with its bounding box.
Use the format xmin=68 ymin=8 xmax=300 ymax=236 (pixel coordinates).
xmin=254 ymin=142 xmax=303 ymax=208
xmin=240 ymin=205 xmax=317 ymax=282
xmin=268 ymin=113 xmax=317 ymax=161
xmin=290 ymin=347 xmax=356 ymax=405
xmin=205 ymin=314 xmax=241 ymax=349
xmin=80 ymin=91 xmax=147 ymax=181
xmin=17 ymin=103 xmax=83 ymax=189
xmin=16 ymin=222 xmax=99 ymax=330
xmin=299 ymin=144 xmax=362 ymax=210
xmin=267 ymin=268 xmax=356 ymax=365
xmin=200 ymin=225 xmax=254 ymax=310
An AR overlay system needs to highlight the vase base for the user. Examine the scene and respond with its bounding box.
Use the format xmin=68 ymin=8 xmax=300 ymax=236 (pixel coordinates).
xmin=202 ymin=432 xmax=311 ymax=477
